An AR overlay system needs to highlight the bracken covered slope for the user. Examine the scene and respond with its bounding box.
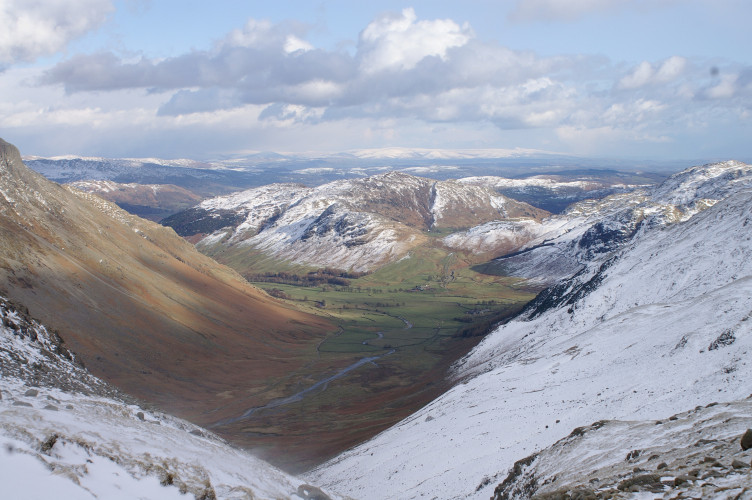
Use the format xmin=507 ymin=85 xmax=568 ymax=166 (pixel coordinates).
xmin=307 ymin=162 xmax=752 ymax=499
xmin=0 ymin=138 xmax=334 ymax=435
xmin=67 ymin=180 xmax=202 ymax=221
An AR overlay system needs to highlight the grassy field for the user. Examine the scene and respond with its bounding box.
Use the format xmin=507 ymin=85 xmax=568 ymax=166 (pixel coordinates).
xmin=207 ymin=245 xmax=541 ymax=472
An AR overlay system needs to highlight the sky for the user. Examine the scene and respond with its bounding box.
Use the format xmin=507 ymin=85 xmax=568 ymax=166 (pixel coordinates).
xmin=0 ymin=0 xmax=750 ymax=161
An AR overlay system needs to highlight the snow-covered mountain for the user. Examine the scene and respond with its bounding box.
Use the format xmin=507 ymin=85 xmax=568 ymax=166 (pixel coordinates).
xmin=306 ymin=162 xmax=752 ymax=499
xmin=163 ymin=171 xmax=548 ymax=272
xmin=23 ymin=155 xmax=262 ymax=197
xmin=460 ymin=160 xmax=752 ymax=285
xmin=458 ymin=174 xmax=649 ymax=213
xmin=26 ymin=151 xmax=664 ymax=208
xmin=0 ymin=296 xmax=334 ymax=500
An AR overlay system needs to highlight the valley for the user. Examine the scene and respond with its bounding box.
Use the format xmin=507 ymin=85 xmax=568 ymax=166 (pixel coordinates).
xmin=209 ymin=246 xmax=539 ymax=471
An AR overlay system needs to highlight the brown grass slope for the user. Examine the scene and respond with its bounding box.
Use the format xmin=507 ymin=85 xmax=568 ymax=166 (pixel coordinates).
xmin=0 ymin=138 xmax=334 ymax=425
xmin=67 ymin=180 xmax=203 ymax=221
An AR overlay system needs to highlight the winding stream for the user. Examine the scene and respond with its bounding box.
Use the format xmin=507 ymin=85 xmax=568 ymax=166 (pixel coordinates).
xmin=213 ymin=349 xmax=395 ymax=427
xmin=213 ymin=313 xmax=412 ymax=427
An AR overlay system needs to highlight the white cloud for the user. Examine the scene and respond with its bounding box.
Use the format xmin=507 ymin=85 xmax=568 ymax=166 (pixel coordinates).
xmin=706 ymin=73 xmax=738 ymax=99
xmin=5 ymin=7 xmax=750 ymax=160
xmin=224 ymin=19 xmax=275 ymax=48
xmin=286 ymin=79 xmax=343 ymax=102
xmin=618 ymin=61 xmax=654 ymax=89
xmin=655 ymin=55 xmax=687 ymax=82
xmin=0 ymin=0 xmax=113 ymax=64
xmin=284 ymin=35 xmax=314 ymax=54
xmin=358 ymin=8 xmax=471 ymax=73
xmin=618 ymin=56 xmax=687 ymax=89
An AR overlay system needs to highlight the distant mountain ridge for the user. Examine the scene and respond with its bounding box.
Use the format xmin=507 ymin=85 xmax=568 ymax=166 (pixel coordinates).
xmin=162 ymin=171 xmax=549 ymax=272
xmin=462 ymin=160 xmax=752 ymax=285
xmin=25 ymin=151 xmax=667 ymax=201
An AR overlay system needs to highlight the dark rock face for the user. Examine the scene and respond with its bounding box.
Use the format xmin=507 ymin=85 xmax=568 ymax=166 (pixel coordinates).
xmin=522 ymin=256 xmax=619 ymax=319
xmin=161 ymin=207 xmax=246 ymax=237
xmin=492 ymin=453 xmax=539 ymax=500
xmin=577 ymin=220 xmax=638 ymax=261
xmin=617 ymin=473 xmax=662 ymax=492
xmin=741 ymin=429 xmax=752 ymax=450
xmin=300 ymin=205 xmax=369 ymax=245
xmin=297 ymin=484 xmax=332 ymax=500
xmin=708 ymin=329 xmax=736 ymax=351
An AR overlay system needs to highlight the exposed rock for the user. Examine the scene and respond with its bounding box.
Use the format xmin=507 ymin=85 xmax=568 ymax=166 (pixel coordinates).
xmin=41 ymin=434 xmax=58 ymax=453
xmin=616 ymin=474 xmax=661 ymax=491
xmin=708 ymin=329 xmax=736 ymax=350
xmin=24 ymin=388 xmax=39 ymax=397
xmin=297 ymin=484 xmax=332 ymax=500
xmin=673 ymin=475 xmax=694 ymax=486
xmin=741 ymin=429 xmax=752 ymax=450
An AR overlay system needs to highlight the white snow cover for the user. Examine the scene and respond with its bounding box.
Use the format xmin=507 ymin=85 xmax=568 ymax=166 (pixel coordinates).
xmin=651 ymin=160 xmax=752 ymax=207
xmin=307 ymin=183 xmax=752 ymax=499
xmin=459 ymin=175 xmax=605 ymax=191
xmin=429 ymin=179 xmax=508 ymax=226
xmin=0 ymin=299 xmax=334 ymax=500
xmin=475 ymin=162 xmax=752 ymax=285
xmin=68 ymin=179 xmax=122 ymax=193
xmin=496 ymin=399 xmax=752 ymax=498
xmin=195 ymin=171 xmax=526 ymax=271
xmin=67 ymin=180 xmax=169 ymax=195
xmin=441 ymin=218 xmax=548 ymax=254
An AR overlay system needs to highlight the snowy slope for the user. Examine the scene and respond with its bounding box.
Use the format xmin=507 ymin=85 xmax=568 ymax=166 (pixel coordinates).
xmin=66 ymin=180 xmax=203 ymax=221
xmin=24 ymin=156 xmax=223 ymax=183
xmin=493 ymin=400 xmax=752 ymax=499
xmin=165 ymin=171 xmax=545 ymax=272
xmin=0 ymin=296 xmax=334 ymax=500
xmin=458 ymin=174 xmax=648 ymax=214
xmin=441 ymin=218 xmax=552 ymax=256
xmin=479 ymin=160 xmax=752 ymax=285
xmin=307 ymin=180 xmax=752 ymax=499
